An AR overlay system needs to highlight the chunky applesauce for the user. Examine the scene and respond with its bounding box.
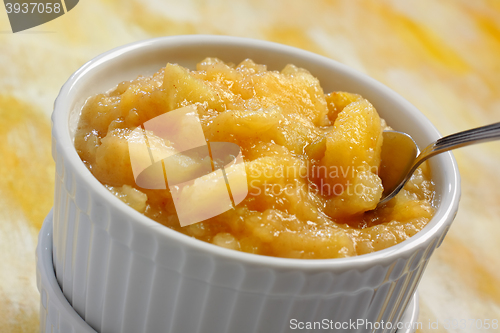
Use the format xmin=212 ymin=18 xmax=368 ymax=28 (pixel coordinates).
xmin=75 ymin=58 xmax=435 ymax=259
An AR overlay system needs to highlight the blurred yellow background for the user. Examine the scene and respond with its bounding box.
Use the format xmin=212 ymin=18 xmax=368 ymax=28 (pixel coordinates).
xmin=1 ymin=0 xmax=499 ymax=332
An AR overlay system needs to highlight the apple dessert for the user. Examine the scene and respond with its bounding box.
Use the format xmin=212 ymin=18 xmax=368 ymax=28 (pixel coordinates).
xmin=75 ymin=58 xmax=434 ymax=259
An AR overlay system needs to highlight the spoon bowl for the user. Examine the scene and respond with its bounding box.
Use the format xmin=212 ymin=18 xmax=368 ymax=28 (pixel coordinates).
xmin=379 ymin=131 xmax=419 ymax=200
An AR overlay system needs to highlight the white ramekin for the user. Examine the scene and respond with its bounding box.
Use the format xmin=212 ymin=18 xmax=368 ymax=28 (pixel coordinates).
xmin=51 ymin=35 xmax=460 ymax=333
xmin=38 ymin=210 xmax=420 ymax=333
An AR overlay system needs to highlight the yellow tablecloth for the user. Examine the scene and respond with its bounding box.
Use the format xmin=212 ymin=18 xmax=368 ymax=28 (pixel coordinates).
xmin=1 ymin=1 xmax=499 ymax=332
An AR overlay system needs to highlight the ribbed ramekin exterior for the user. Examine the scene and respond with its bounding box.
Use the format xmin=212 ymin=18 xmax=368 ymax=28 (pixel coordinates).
xmin=52 ymin=137 xmax=450 ymax=333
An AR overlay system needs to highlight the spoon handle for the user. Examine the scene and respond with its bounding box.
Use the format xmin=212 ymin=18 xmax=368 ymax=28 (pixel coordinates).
xmin=432 ymin=121 xmax=500 ymax=153
xmin=416 ymin=122 xmax=500 ymax=163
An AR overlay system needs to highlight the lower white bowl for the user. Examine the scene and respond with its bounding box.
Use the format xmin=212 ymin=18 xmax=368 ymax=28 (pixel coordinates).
xmin=37 ymin=210 xmax=97 ymax=333
xmin=37 ymin=209 xmax=420 ymax=333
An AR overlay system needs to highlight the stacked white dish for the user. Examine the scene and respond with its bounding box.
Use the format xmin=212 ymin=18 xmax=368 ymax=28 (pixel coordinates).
xmin=40 ymin=35 xmax=460 ymax=333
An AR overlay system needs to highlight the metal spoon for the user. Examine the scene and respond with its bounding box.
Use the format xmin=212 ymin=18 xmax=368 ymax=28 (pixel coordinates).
xmin=378 ymin=122 xmax=500 ymax=206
